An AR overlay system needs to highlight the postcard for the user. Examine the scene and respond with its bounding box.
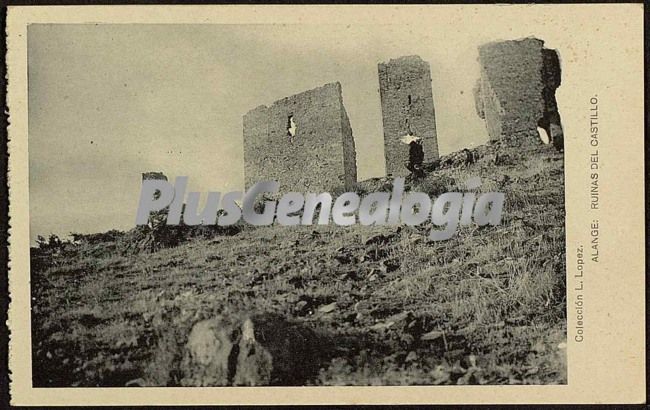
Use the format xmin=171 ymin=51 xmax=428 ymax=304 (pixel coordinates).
xmin=6 ymin=4 xmax=645 ymax=405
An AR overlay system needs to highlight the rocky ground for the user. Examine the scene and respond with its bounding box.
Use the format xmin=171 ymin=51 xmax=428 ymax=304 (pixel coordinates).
xmin=30 ymin=135 xmax=567 ymax=386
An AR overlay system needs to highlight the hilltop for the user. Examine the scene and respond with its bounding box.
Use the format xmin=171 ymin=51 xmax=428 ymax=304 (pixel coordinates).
xmin=30 ymin=135 xmax=566 ymax=386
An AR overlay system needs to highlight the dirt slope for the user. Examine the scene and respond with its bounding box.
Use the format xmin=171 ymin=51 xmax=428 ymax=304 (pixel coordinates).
xmin=31 ymin=135 xmax=567 ymax=386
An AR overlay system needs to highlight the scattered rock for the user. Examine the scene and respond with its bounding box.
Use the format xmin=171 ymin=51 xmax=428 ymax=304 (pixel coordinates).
xmin=468 ymin=354 xmax=477 ymax=368
xmin=179 ymin=313 xmax=321 ymax=386
xmin=235 ymin=313 xmax=321 ymax=385
xmin=421 ymin=330 xmax=444 ymax=341
xmin=450 ymin=360 xmax=467 ymax=375
xmin=353 ymin=301 xmax=375 ymax=320
xmin=531 ymin=339 xmax=546 ymax=353
xmin=125 ymin=377 xmax=146 ymax=387
xmin=233 ymin=318 xmax=273 ymax=386
xmin=180 ymin=317 xmax=236 ymax=386
xmin=405 ymin=351 xmax=418 ymax=363
xmin=370 ymin=321 xmax=395 ymax=331
xmin=385 ymin=311 xmax=412 ymax=325
xmin=318 ymin=302 xmax=337 ymax=314
xmin=431 ymin=364 xmax=451 ymax=385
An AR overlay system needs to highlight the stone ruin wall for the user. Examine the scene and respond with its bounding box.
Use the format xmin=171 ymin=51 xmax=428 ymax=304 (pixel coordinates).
xmin=339 ymin=102 xmax=357 ymax=190
xmin=474 ymin=37 xmax=563 ymax=150
xmin=243 ymin=82 xmax=357 ymax=193
xmin=141 ymin=172 xmax=168 ymax=227
xmin=378 ymin=55 xmax=439 ymax=177
xmin=142 ymin=172 xmax=167 ymax=182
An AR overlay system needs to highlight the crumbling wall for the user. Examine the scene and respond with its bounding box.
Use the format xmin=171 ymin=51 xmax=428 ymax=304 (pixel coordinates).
xmin=128 ymin=171 xmax=172 ymax=253
xmin=243 ymin=82 xmax=357 ymax=193
xmin=378 ymin=55 xmax=439 ymax=177
xmin=142 ymin=172 xmax=168 ymax=182
xmin=141 ymin=171 xmax=168 ymax=224
xmin=474 ymin=38 xmax=564 ymax=150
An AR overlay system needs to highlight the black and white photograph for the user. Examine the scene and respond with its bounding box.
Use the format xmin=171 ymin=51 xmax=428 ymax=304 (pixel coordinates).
xmin=6 ymin=4 xmax=645 ymax=405
xmin=27 ymin=23 xmax=568 ymax=387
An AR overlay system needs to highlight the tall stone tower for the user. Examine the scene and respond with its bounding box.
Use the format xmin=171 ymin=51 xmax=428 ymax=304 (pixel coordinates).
xmin=473 ymin=37 xmax=563 ymax=151
xmin=378 ymin=55 xmax=439 ymax=177
xmin=243 ymin=82 xmax=357 ymax=193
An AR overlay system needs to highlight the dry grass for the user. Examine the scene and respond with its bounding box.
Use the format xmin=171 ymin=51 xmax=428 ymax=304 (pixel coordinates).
xmin=31 ymin=137 xmax=566 ymax=386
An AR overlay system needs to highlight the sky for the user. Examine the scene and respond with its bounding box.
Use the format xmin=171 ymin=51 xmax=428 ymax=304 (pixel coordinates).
xmin=26 ymin=21 xmax=576 ymax=241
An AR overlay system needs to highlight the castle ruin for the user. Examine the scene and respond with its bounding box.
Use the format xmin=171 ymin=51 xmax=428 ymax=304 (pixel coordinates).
xmin=142 ymin=172 xmax=167 ymax=182
xmin=473 ymin=38 xmax=563 ymax=150
xmin=141 ymin=171 xmax=168 ymax=229
xmin=243 ymin=82 xmax=357 ymax=193
xmin=378 ymin=55 xmax=439 ymax=177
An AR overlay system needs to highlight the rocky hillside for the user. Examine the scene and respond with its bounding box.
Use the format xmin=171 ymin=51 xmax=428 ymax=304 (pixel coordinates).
xmin=31 ymin=135 xmax=566 ymax=386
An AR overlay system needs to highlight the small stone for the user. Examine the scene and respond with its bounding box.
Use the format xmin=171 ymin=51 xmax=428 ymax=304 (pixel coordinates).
xmin=354 ymin=300 xmax=374 ymax=315
xmin=370 ymin=321 xmax=395 ymax=331
xmin=405 ymin=351 xmax=418 ymax=363
xmin=233 ymin=318 xmax=273 ymax=386
xmin=125 ymin=378 xmax=146 ymax=387
xmin=421 ymin=330 xmax=444 ymax=341
xmin=450 ymin=361 xmax=466 ymax=375
xmin=431 ymin=364 xmax=451 ymax=385
xmin=386 ymin=311 xmax=411 ymax=324
xmin=234 ymin=313 xmax=320 ymax=386
xmin=180 ymin=318 xmax=235 ymax=386
xmin=468 ymin=354 xmax=477 ymax=368
xmin=531 ymin=340 xmax=546 ymax=353
xmin=318 ymin=302 xmax=337 ymax=314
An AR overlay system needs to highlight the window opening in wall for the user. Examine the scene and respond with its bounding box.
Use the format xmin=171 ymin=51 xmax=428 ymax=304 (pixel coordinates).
xmin=287 ymin=115 xmax=297 ymax=142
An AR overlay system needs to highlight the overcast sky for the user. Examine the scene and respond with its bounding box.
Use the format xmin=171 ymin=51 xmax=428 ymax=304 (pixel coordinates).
xmin=27 ymin=21 xmax=579 ymax=240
